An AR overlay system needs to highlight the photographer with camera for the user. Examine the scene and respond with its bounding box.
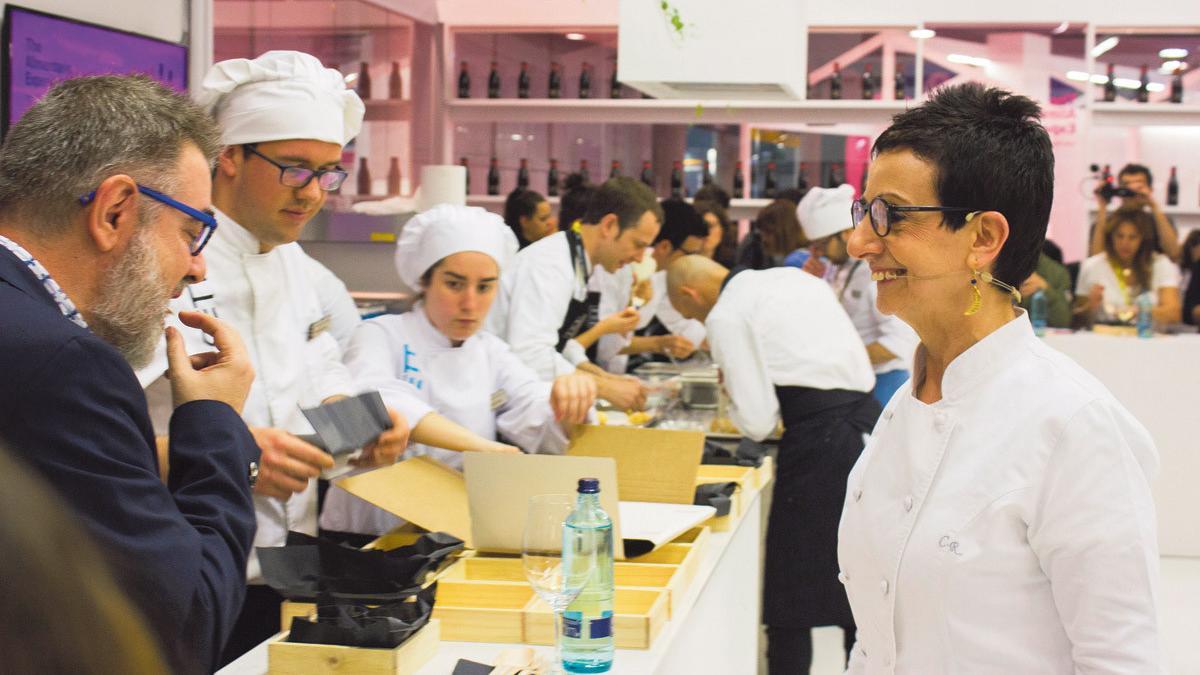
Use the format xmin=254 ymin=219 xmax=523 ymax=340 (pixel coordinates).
xmin=1090 ymin=163 xmax=1181 ymax=263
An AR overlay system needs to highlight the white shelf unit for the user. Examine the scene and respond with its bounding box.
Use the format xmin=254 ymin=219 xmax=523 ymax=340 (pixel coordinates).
xmin=1090 ymin=102 xmax=1200 ymax=127
xmin=466 ymin=195 xmax=773 ymax=221
xmin=446 ymin=98 xmax=911 ymax=126
xmin=1087 ymin=205 xmax=1200 ymax=217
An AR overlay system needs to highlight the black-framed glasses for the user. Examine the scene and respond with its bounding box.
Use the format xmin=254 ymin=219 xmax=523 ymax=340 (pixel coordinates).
xmin=79 ymin=185 xmax=217 ymax=256
xmin=852 ymin=196 xmax=980 ymax=238
xmin=243 ymin=144 xmax=348 ymax=192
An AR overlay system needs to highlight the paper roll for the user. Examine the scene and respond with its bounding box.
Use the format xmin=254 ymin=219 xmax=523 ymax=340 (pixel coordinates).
xmin=415 ymin=165 xmax=467 ymax=212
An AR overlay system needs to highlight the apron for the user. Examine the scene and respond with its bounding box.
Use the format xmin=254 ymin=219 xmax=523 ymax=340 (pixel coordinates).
xmin=763 ymin=386 xmax=881 ymax=628
xmin=555 ymin=229 xmax=601 ymax=361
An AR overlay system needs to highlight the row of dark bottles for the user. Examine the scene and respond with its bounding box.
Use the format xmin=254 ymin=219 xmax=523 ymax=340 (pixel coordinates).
xmin=353 ymin=61 xmax=404 ymax=100
xmin=1099 ymin=163 xmax=1183 ymax=205
xmin=826 ymin=62 xmax=908 ymax=100
xmin=754 ymin=161 xmax=849 ymax=198
xmin=1102 ymin=63 xmax=1188 ymax=104
xmin=459 ymin=61 xmax=621 ymax=99
xmin=351 ymin=156 xmax=403 ymax=196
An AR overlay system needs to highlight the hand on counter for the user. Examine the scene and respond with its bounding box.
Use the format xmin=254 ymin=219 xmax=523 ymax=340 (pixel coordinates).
xmin=597 ymin=375 xmax=649 ymax=411
xmin=165 ymin=310 xmax=254 ymax=414
xmin=551 ymin=372 xmax=597 ymax=424
xmin=656 ymin=334 xmax=696 ymax=360
xmin=249 ymin=427 xmax=333 ymax=499
xmin=352 ymin=406 xmax=411 ymax=468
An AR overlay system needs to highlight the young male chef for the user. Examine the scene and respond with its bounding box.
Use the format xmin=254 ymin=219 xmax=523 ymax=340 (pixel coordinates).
xmin=797 ymin=186 xmax=918 ymax=405
xmin=136 ymin=51 xmax=409 ymax=664
xmin=489 ymin=176 xmax=662 ymax=410
xmin=666 ymin=254 xmax=878 ymax=674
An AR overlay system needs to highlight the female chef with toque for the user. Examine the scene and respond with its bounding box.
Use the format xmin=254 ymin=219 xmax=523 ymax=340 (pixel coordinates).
xmin=320 ymin=205 xmax=597 ymax=536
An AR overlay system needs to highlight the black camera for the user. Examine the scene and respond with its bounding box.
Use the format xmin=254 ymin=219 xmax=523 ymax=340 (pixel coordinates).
xmin=1089 ymin=163 xmax=1138 ymax=202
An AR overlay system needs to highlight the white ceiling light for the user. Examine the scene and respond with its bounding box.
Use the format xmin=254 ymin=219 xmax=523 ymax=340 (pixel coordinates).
xmin=1066 ymin=70 xmax=1110 ymax=84
xmin=909 ymin=27 xmax=936 ymax=40
xmin=565 ymin=32 xmax=586 ymax=41
xmin=343 ymin=73 xmax=358 ymax=85
xmin=1146 ymin=83 xmax=1166 ymax=92
xmin=1051 ymin=21 xmax=1070 ymax=35
xmin=1112 ymin=77 xmax=1142 ymax=89
xmin=947 ymin=54 xmax=992 ymax=68
xmin=1161 ymin=60 xmax=1185 ymax=74
xmin=1159 ymin=48 xmax=1189 ymax=59
xmin=1091 ymin=37 xmax=1120 ymax=58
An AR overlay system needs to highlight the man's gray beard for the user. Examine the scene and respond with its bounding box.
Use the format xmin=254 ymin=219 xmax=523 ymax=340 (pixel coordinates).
xmin=89 ymin=225 xmax=169 ymax=370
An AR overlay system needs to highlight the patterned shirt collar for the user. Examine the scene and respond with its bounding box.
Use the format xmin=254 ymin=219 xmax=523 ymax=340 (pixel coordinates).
xmin=0 ymin=234 xmax=88 ymax=329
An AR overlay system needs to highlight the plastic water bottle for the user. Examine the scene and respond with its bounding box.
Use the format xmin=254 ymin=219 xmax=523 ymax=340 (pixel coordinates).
xmin=561 ymin=478 xmax=614 ymax=673
xmin=1030 ymin=289 xmax=1047 ymax=336
xmin=1136 ymin=292 xmax=1154 ymax=338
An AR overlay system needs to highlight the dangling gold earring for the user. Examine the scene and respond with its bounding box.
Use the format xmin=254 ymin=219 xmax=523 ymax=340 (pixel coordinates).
xmin=965 ymin=269 xmax=983 ymax=316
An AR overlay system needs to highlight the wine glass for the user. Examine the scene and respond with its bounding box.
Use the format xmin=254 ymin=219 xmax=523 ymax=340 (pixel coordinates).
xmin=522 ymin=494 xmax=592 ymax=672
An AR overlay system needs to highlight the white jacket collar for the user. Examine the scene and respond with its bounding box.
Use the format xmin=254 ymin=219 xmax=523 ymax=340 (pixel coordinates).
xmin=913 ymin=309 xmax=1034 ymax=404
xmin=211 ymin=207 xmax=266 ymax=256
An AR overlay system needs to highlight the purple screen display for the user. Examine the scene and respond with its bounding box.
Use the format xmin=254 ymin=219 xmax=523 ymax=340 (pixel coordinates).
xmin=6 ymin=7 xmax=188 ymax=127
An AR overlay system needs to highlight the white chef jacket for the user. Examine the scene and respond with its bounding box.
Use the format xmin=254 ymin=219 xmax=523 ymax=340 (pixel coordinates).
xmin=838 ymin=311 xmax=1162 ymax=674
xmin=833 ymin=259 xmax=918 ymax=374
xmin=304 ymin=254 xmax=361 ymax=351
xmin=596 ymin=266 xmax=707 ymax=375
xmin=1075 ymin=252 xmax=1180 ymax=312
xmin=137 ymin=209 xmax=355 ymax=582
xmin=320 ymin=306 xmax=568 ymax=535
xmin=706 ymin=267 xmax=874 ymax=441
xmin=488 ymin=230 xmax=591 ymax=379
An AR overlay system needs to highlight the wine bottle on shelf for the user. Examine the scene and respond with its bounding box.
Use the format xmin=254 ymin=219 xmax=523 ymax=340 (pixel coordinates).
xmin=1136 ymin=65 xmax=1149 ymax=103
xmin=830 ymin=62 xmax=843 ymax=100
xmin=517 ymin=158 xmax=530 ymax=189
xmin=609 ymin=160 xmax=621 ymax=179
xmin=356 ymin=157 xmax=371 ymax=196
xmin=862 ymin=64 xmax=876 ymax=100
xmin=828 ymin=162 xmax=844 ymax=187
xmin=488 ymin=61 xmax=501 ymax=99
xmin=579 ymin=62 xmax=592 ymax=99
xmin=1102 ymin=164 xmax=1113 ymax=190
xmin=357 ymin=62 xmax=372 ymax=99
xmin=894 ymin=69 xmax=906 ymax=101
xmin=547 ymin=159 xmax=560 ymax=197
xmin=1167 ymin=166 xmax=1179 ymax=206
xmin=387 ymin=157 xmax=401 ymax=196
xmin=796 ymin=162 xmax=809 ymax=191
xmin=764 ymin=162 xmax=778 ymax=199
xmin=579 ymin=159 xmax=590 ymax=184
xmin=460 ymin=156 xmax=470 ymax=195
xmin=388 ymin=61 xmax=403 ymax=99
xmin=487 ymin=157 xmax=500 ymax=195
xmin=670 ymin=160 xmax=684 ymax=198
xmin=1171 ymin=67 xmax=1184 ymax=104
xmin=610 ymin=61 xmax=621 ymax=99
xmin=733 ymin=161 xmax=745 ymax=198
xmin=517 ymin=62 xmax=531 ymax=99
xmin=702 ymin=160 xmax=713 ymax=186
xmin=549 ymin=62 xmax=562 ymax=99
xmin=457 ymin=61 xmax=470 ymax=98
xmin=1104 ymin=63 xmax=1117 ymax=102
xmin=639 ymin=161 xmax=654 ymax=188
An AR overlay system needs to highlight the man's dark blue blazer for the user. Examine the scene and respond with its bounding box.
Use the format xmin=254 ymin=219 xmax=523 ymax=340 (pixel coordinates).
xmin=0 ymin=246 xmax=259 ymax=672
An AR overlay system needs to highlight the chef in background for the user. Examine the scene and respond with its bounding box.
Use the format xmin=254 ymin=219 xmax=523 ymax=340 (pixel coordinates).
xmin=321 ymin=205 xmax=595 ymax=536
xmin=489 ymin=176 xmax=661 ymax=410
xmin=798 ymin=185 xmax=918 ymax=405
xmin=667 ymin=254 xmax=878 ymax=674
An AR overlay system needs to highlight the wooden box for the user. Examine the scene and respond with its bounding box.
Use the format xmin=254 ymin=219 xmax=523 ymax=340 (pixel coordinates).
xmin=434 ymin=579 xmax=531 ymax=643
xmin=523 ymin=587 xmax=669 ymax=650
xmin=267 ymin=618 xmax=439 ymax=674
xmin=694 ymin=465 xmax=757 ymax=531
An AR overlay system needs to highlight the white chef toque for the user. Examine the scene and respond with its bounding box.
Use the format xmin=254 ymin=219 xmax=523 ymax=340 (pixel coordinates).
xmin=395 ymin=204 xmax=518 ymax=290
xmin=196 ymin=50 xmax=365 ymax=147
xmin=797 ymin=184 xmax=856 ymax=241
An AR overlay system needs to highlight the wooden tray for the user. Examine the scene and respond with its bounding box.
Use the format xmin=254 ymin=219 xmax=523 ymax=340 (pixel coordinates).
xmin=435 ymin=579 xmax=530 ymax=643
xmin=695 ymin=465 xmax=757 ymax=531
xmin=523 ymin=588 xmax=669 ymax=649
xmin=267 ymin=618 xmax=439 ymax=674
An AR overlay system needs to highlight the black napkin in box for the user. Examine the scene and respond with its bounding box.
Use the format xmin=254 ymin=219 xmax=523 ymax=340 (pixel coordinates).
xmin=694 ymin=481 xmax=738 ymax=517
xmin=702 ymin=437 xmax=768 ymax=468
xmin=286 ymin=583 xmax=437 ymax=649
xmin=258 ymin=530 xmax=464 ymax=604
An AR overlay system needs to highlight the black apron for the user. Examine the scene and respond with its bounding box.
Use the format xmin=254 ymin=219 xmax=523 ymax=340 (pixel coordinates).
xmin=554 ymin=229 xmax=601 ymax=361
xmin=763 ymin=386 xmax=881 ymax=628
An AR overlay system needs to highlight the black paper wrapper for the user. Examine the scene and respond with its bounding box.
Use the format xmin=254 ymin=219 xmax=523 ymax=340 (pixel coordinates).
xmin=286 ymin=583 xmax=437 ymax=649
xmin=258 ymin=530 xmax=464 ymax=603
xmin=300 ymin=390 xmax=392 ymax=455
xmin=702 ymin=438 xmax=767 ymax=468
xmin=693 ymin=481 xmax=738 ymax=517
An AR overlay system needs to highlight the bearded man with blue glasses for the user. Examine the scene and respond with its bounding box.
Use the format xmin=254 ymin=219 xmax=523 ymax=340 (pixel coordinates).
xmin=134 ymin=50 xmax=412 ymax=665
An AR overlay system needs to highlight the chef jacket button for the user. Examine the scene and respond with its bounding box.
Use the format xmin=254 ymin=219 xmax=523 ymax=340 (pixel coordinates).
xmin=880 ymin=579 xmax=890 ymax=595
xmin=854 ymin=488 xmax=863 ymax=502
xmin=903 ymin=495 xmax=914 ymax=512
xmin=838 ymin=572 xmax=849 ymax=584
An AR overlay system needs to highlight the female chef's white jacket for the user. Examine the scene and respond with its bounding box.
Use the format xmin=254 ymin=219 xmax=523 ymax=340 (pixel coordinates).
xmin=319 ymin=307 xmax=569 ymax=535
xmin=838 ymin=312 xmax=1162 ymax=673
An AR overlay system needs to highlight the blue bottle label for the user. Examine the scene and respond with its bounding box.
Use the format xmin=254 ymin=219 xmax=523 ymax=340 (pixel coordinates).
xmin=588 ymin=613 xmax=613 ymax=639
xmin=562 ymin=613 xmax=583 ymax=638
